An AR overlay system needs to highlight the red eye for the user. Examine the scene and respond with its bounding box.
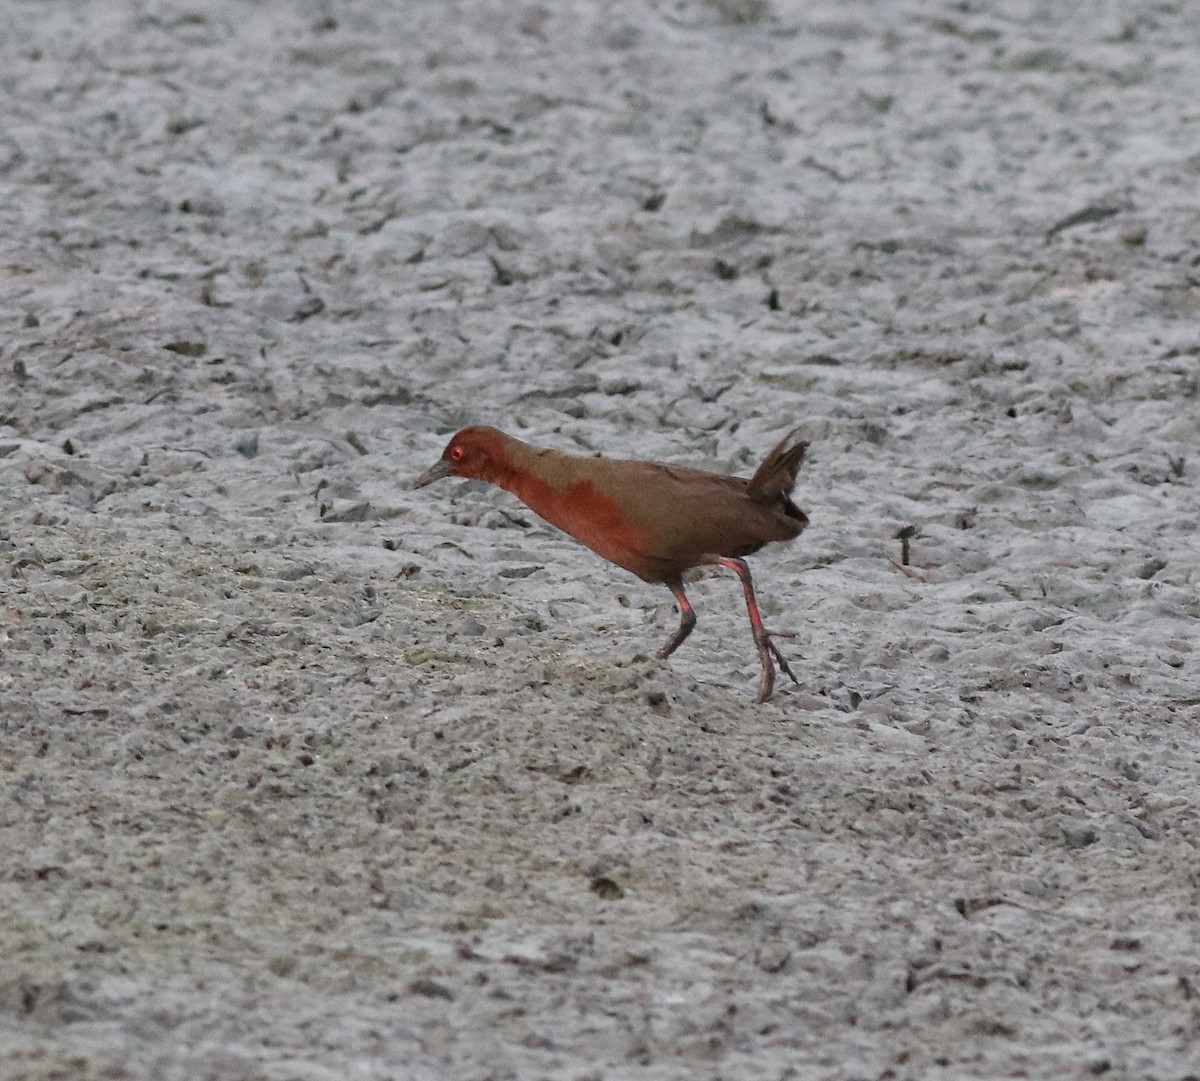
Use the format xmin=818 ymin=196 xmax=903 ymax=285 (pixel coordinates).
xmin=450 ymin=445 xmax=465 ymax=461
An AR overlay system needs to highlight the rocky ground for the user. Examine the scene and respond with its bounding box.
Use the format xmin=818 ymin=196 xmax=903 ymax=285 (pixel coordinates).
xmin=2 ymin=1 xmax=1199 ymax=1078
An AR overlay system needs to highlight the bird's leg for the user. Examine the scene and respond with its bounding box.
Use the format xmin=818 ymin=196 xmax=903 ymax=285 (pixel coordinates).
xmin=657 ymin=582 xmax=697 ymax=660
xmin=715 ymin=557 xmax=799 ymax=703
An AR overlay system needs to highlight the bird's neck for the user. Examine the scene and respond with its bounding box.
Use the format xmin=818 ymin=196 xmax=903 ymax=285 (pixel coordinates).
xmin=484 ymin=436 xmax=575 ymax=517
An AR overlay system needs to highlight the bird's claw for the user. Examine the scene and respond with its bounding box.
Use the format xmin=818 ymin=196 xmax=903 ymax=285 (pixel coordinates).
xmin=767 ymin=638 xmax=801 ymax=687
xmin=752 ymin=631 xmax=801 ymax=703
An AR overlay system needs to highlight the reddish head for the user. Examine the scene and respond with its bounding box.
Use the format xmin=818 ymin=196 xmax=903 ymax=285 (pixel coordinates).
xmin=413 ymin=426 xmax=509 ymax=488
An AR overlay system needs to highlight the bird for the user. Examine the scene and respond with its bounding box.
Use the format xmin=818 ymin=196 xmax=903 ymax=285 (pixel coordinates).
xmin=414 ymin=426 xmax=809 ymax=702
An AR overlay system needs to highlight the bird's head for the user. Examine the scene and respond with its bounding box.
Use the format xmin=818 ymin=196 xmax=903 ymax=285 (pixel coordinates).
xmin=413 ymin=426 xmax=507 ymax=488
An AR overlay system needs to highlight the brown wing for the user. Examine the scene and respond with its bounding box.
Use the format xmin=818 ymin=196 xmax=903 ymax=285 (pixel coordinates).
xmin=585 ymin=458 xmax=806 ymax=583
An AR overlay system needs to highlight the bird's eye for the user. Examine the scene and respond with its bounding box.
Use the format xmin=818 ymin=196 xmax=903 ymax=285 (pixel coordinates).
xmin=450 ymin=445 xmax=465 ymax=462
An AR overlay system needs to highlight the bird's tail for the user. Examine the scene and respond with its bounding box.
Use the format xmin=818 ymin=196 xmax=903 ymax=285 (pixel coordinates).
xmin=747 ymin=429 xmax=808 ymax=502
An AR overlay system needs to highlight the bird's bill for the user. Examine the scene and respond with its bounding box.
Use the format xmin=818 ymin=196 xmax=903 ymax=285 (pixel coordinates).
xmin=413 ymin=458 xmax=453 ymax=489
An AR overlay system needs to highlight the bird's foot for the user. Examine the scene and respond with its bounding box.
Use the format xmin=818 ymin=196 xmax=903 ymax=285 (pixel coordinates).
xmin=753 ymin=631 xmax=801 ymax=703
xmin=767 ymin=638 xmax=801 ymax=687
xmin=756 ymin=666 xmax=775 ymax=704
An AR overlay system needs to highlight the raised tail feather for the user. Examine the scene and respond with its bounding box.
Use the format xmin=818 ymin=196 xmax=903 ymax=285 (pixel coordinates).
xmin=747 ymin=429 xmax=808 ymax=502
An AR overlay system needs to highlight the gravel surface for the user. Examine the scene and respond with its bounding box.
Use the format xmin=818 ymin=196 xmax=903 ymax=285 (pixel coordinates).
xmin=2 ymin=1 xmax=1199 ymax=1078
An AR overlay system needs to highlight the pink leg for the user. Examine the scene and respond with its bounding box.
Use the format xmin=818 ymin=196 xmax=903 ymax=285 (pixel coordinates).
xmin=657 ymin=582 xmax=697 ymax=660
xmin=715 ymin=557 xmax=799 ymax=703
